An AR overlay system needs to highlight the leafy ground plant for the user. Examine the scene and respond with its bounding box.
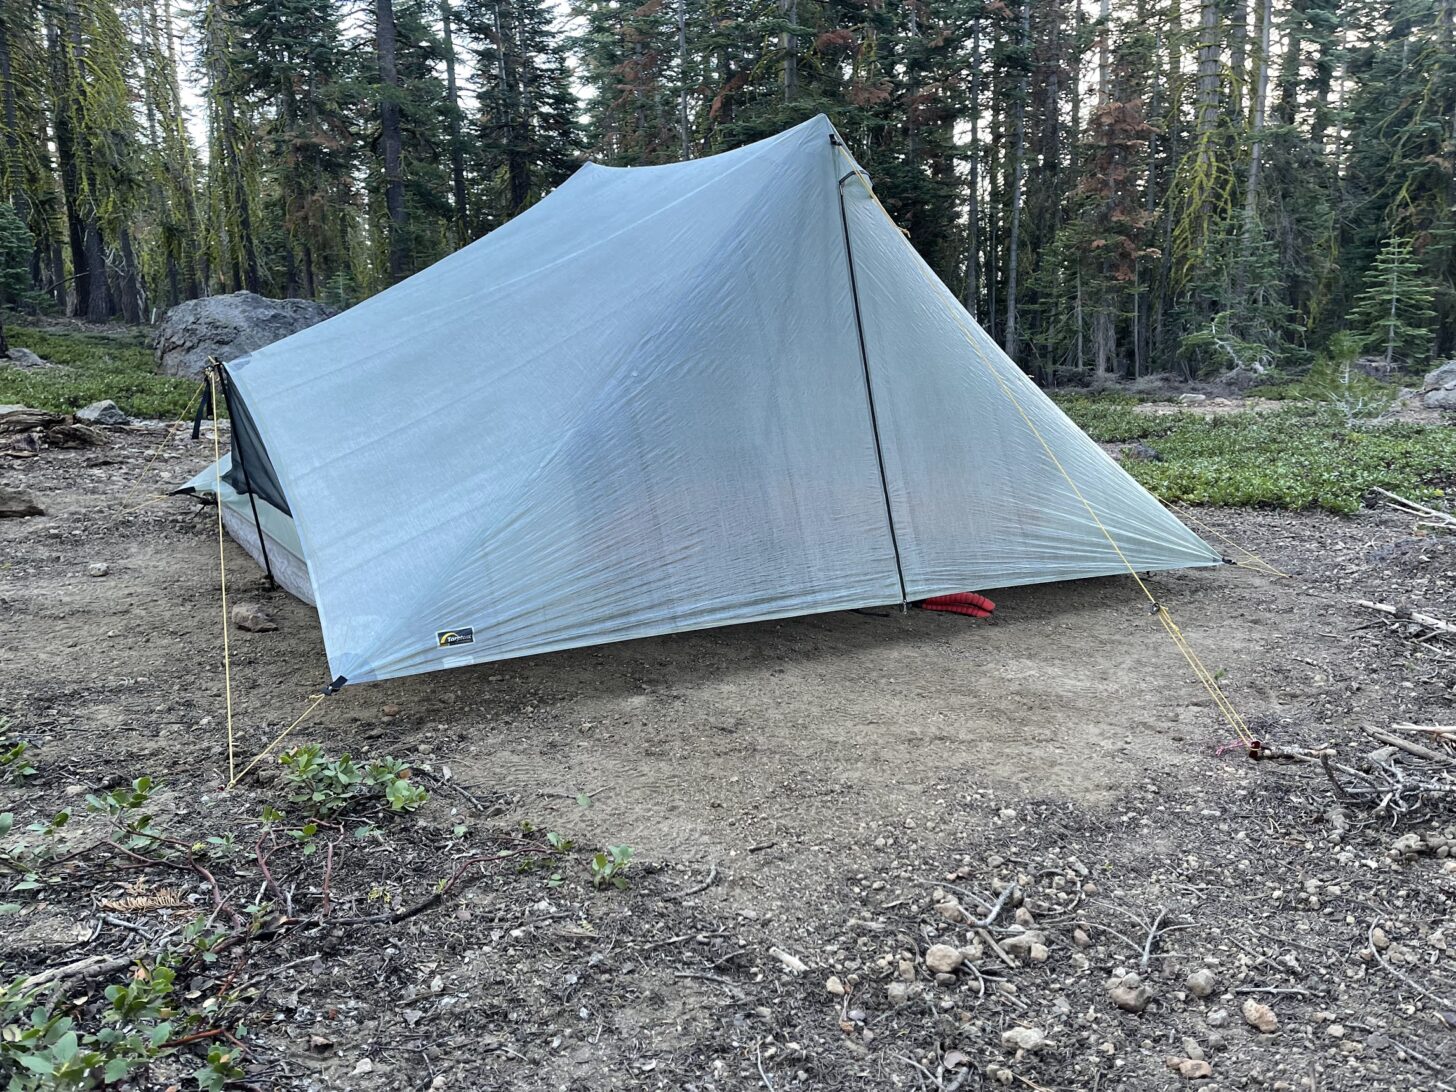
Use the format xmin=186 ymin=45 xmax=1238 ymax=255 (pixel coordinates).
xmin=277 ymin=744 xmax=429 ymax=817
xmin=0 ymin=717 xmax=37 ymax=785
xmin=1055 ymin=395 xmax=1456 ymax=513
xmin=590 ymin=844 xmax=634 ymax=890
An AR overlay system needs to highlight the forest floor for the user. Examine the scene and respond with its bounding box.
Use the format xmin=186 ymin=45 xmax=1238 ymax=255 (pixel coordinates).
xmin=3 ymin=392 xmax=1456 ymax=1091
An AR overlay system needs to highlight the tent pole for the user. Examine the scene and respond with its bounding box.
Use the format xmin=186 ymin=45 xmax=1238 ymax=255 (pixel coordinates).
xmin=216 ymin=362 xmax=278 ymax=590
xmin=833 ymin=144 xmax=908 ymax=609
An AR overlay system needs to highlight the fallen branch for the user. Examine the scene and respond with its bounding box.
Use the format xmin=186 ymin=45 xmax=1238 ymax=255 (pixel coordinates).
xmin=1364 ymin=726 xmax=1454 ymax=765
xmin=768 ymin=946 xmax=809 ymax=975
xmin=1356 ymin=600 xmax=1455 ymax=637
xmin=20 ymin=954 xmax=136 ymax=992
xmin=670 ymin=864 xmax=718 ymax=901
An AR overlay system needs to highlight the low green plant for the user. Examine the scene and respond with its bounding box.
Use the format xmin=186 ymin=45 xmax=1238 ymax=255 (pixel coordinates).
xmin=1055 ymin=393 xmax=1456 ymax=514
xmin=589 ymin=844 xmax=633 ymax=890
xmin=277 ymin=744 xmax=428 ymax=817
xmin=0 ymin=950 xmax=216 ymax=1090
xmin=0 ymin=325 xmax=201 ymax=420
xmin=1052 ymin=394 xmax=1177 ymax=443
xmin=0 ymin=718 xmax=36 ymax=784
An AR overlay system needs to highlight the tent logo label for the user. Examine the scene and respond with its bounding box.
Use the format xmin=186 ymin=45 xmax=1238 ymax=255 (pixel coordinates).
xmin=436 ymin=627 xmax=475 ymax=648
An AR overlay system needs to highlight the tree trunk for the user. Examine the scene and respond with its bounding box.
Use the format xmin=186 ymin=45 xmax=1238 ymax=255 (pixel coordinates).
xmin=1239 ymin=0 xmax=1273 ymax=284
xmin=677 ymin=0 xmax=689 ymax=157
xmin=441 ymin=0 xmax=469 ymax=243
xmin=376 ymin=0 xmax=408 ymax=280
xmin=780 ymin=0 xmax=797 ymax=103
xmin=1004 ymin=0 xmax=1029 ymax=360
xmin=963 ymin=15 xmax=980 ymax=320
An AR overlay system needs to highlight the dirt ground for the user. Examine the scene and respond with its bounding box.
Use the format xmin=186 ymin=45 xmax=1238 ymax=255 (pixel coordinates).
xmin=3 ymin=419 xmax=1455 ymax=1091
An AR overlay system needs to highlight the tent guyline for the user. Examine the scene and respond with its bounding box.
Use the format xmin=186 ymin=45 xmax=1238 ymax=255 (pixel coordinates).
xmin=174 ymin=113 xmax=1267 ymax=758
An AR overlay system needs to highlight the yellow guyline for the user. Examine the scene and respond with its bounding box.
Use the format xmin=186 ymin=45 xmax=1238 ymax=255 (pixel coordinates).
xmin=207 ymin=368 xmax=239 ymax=782
xmin=834 ymin=145 xmax=1260 ymax=750
xmin=226 ymin=693 xmax=327 ymax=790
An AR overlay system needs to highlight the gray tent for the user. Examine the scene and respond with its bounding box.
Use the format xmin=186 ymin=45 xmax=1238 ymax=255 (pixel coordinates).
xmin=185 ymin=114 xmax=1220 ymax=689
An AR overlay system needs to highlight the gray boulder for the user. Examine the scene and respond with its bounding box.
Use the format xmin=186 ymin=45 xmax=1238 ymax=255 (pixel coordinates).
xmin=1422 ymin=362 xmax=1456 ymax=410
xmin=153 ymin=291 xmax=335 ymax=378
xmin=76 ymin=400 xmax=129 ymax=426
xmin=4 ymin=347 xmax=49 ymax=369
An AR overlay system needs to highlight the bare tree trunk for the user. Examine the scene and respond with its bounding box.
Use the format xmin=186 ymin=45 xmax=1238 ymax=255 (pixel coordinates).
xmin=376 ymin=0 xmax=408 ymax=280
xmin=677 ymin=0 xmax=689 ymax=157
xmin=441 ymin=0 xmax=469 ymax=244
xmin=780 ymin=0 xmax=797 ymax=102
xmin=1004 ymin=0 xmax=1029 ymax=360
xmin=1238 ymin=0 xmax=1273 ymax=286
xmin=963 ymin=15 xmax=981 ymax=319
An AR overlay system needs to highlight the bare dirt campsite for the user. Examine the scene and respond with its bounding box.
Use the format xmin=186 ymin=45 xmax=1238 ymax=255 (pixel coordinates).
xmin=4 ymin=386 xmax=1456 ymax=1091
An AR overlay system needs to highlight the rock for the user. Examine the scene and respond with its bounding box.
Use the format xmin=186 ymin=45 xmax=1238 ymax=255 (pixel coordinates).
xmin=4 ymin=348 xmax=49 ymax=369
xmin=1000 ymin=930 xmax=1047 ymax=958
xmin=1371 ymin=927 xmax=1391 ymax=950
xmin=231 ymin=601 xmax=278 ymax=632
xmin=1178 ymin=393 xmax=1208 ymax=405
xmin=1207 ymin=1008 xmax=1230 ymax=1028
xmin=1028 ymin=942 xmax=1050 ymax=963
xmin=1000 ymin=1027 xmax=1046 ymax=1053
xmin=1108 ymin=972 xmax=1152 ymax=1014
xmin=352 ymin=1059 xmax=374 ymax=1076
xmin=382 ymin=704 xmax=402 ymax=718
xmin=307 ymin=1035 xmax=334 ymax=1053
xmin=1166 ymin=1057 xmax=1213 ymax=1080
xmin=1325 ymin=1023 xmax=1345 ymax=1039
xmin=1241 ymin=998 xmax=1278 ymax=1033
xmin=1423 ymin=361 xmax=1456 ymax=410
xmin=1123 ymin=441 xmax=1163 ymax=462
xmin=76 ymin=400 xmax=128 ymax=426
xmin=153 ymin=291 xmax=336 ymax=378
xmin=886 ymin=981 xmax=917 ymax=1005
xmin=0 ymin=484 xmax=44 ymax=518
xmin=87 ymin=562 xmax=108 ymax=577
xmin=1186 ymin=968 xmax=1218 ymax=998
xmin=1073 ymin=927 xmax=1092 ymax=948
xmin=925 ymin=944 xmax=963 ymax=975
xmin=933 ymin=897 xmax=965 ymax=923
xmin=825 ymin=976 xmax=845 ymax=996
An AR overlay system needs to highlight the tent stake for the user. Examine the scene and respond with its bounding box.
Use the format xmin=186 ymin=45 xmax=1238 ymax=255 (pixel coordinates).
xmin=834 ymin=137 xmax=907 ymax=608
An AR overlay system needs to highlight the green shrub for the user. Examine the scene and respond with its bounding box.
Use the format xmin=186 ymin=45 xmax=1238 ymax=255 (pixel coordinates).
xmin=0 ymin=325 xmax=201 ymax=420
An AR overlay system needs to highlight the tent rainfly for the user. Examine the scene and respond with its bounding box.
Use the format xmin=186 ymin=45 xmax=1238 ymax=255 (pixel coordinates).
xmin=182 ymin=114 xmax=1221 ymax=690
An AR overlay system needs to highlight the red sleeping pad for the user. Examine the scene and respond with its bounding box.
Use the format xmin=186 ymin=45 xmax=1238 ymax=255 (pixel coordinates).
xmin=920 ymin=592 xmax=996 ymax=618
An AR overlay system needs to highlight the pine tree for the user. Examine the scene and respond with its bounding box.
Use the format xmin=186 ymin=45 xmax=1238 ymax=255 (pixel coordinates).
xmin=469 ymin=0 xmax=579 ymax=227
xmin=1350 ymin=234 xmax=1438 ymax=369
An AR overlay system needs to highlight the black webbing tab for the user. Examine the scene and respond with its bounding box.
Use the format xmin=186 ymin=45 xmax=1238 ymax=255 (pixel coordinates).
xmin=322 ymin=676 xmax=348 ymax=696
xmin=191 ymin=381 xmax=211 ymax=440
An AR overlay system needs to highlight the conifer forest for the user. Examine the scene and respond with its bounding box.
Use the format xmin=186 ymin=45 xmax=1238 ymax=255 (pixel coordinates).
xmin=0 ymin=0 xmax=1452 ymax=379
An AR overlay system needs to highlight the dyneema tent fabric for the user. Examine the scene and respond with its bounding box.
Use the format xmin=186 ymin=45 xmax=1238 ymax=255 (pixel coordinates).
xmin=185 ymin=114 xmax=1220 ymax=687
